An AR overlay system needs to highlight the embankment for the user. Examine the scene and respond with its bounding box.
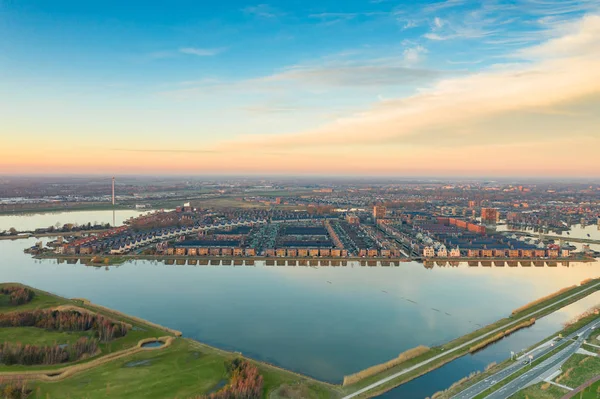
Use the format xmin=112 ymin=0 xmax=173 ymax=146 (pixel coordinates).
xmin=512 ymin=286 xmax=577 ymax=315
xmin=342 ymin=345 xmax=430 ymax=386
xmin=469 ymin=318 xmax=536 ymax=353
xmin=71 ymin=298 xmax=182 ymax=337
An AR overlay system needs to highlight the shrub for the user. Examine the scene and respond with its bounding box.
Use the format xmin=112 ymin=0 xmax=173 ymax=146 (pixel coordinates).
xmin=0 ymin=378 xmax=29 ymax=399
xmin=0 ymin=287 xmax=34 ymax=306
xmin=190 ymin=359 xmax=264 ymax=399
xmin=0 ymin=337 xmax=99 ymax=366
xmin=0 ymin=309 xmax=129 ymax=342
xmin=469 ymin=318 xmax=535 ymax=353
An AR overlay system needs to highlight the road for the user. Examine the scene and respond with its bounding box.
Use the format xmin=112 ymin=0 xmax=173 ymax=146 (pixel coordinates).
xmin=341 ymin=281 xmax=600 ymax=399
xmin=484 ymin=320 xmax=599 ymax=399
xmin=451 ymin=318 xmax=600 ymax=399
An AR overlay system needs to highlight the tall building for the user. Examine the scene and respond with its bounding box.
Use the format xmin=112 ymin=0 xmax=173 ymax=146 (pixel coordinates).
xmin=373 ymin=205 xmax=387 ymax=219
xmin=481 ymin=208 xmax=499 ymax=222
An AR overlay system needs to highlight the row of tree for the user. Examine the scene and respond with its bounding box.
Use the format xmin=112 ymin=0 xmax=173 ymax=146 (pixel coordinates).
xmin=0 ymin=337 xmax=98 ymax=366
xmin=0 ymin=287 xmax=34 ymax=306
xmin=0 ymin=310 xmax=129 ymax=342
xmin=196 ymin=359 xmax=264 ymax=399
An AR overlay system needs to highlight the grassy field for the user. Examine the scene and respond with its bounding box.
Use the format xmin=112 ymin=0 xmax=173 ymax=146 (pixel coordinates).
xmin=30 ymin=339 xmax=228 ymax=399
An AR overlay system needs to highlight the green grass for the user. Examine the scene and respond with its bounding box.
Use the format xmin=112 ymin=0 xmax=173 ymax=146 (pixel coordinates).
xmin=0 ymin=285 xmax=64 ymax=312
xmin=578 ymin=379 xmax=600 ymax=399
xmin=552 ymin=354 xmax=600 ymax=388
xmin=30 ymin=339 xmax=227 ymax=399
xmin=29 ymin=339 xmax=341 ymax=399
xmin=0 ymin=327 xmax=92 ymax=347
xmin=508 ymin=382 xmax=568 ymax=399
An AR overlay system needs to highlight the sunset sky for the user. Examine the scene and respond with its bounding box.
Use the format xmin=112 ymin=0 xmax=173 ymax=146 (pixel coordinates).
xmin=1 ymin=0 xmax=599 ymax=176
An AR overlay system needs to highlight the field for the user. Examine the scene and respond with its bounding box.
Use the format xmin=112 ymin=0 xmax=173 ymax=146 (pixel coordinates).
xmin=0 ymin=283 xmax=341 ymax=399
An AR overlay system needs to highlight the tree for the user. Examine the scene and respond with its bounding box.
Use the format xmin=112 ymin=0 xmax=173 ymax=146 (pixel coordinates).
xmin=8 ymin=228 xmax=17 ymax=235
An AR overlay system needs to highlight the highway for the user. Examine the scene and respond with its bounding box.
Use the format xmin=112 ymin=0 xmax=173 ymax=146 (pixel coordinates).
xmin=451 ymin=318 xmax=599 ymax=399
xmin=341 ymin=281 xmax=600 ymax=399
xmin=484 ymin=320 xmax=599 ymax=399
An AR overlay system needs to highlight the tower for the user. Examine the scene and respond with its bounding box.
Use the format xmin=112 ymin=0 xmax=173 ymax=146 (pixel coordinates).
xmin=112 ymin=177 xmax=115 ymax=206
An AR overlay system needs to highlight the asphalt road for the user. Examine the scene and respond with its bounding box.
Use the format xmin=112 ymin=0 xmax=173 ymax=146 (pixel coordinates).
xmin=452 ymin=319 xmax=599 ymax=399
xmin=341 ymin=282 xmax=600 ymax=399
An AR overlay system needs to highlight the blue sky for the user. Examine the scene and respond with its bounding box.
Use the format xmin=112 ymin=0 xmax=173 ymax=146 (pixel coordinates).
xmin=1 ymin=0 xmax=600 ymax=175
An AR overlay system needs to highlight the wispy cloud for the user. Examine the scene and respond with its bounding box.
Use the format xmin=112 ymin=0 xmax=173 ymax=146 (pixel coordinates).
xmin=179 ymin=47 xmax=225 ymax=56
xmin=242 ymin=4 xmax=282 ymax=19
xmin=112 ymin=148 xmax=217 ymax=154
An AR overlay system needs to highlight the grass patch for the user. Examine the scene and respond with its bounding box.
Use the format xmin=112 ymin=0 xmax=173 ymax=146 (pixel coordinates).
xmin=30 ymin=339 xmax=340 ymax=399
xmin=31 ymin=339 xmax=227 ymax=399
xmin=552 ymin=354 xmax=600 ymax=388
xmin=0 ymin=327 xmax=92 ymax=347
xmin=508 ymin=381 xmax=568 ymax=399
xmin=577 ymin=379 xmax=600 ymax=399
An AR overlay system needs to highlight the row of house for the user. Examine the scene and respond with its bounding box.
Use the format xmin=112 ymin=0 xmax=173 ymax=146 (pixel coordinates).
xmin=168 ymin=247 xmax=257 ymax=257
xmin=423 ymin=246 xmax=570 ymax=258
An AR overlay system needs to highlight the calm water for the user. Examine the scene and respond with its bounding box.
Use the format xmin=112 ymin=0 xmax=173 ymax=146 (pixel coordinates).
xmin=1 ymin=210 xmax=599 ymax=398
xmin=0 ymin=209 xmax=144 ymax=231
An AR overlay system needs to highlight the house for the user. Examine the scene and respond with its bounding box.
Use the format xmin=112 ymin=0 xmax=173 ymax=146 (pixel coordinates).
xmin=467 ymin=249 xmax=481 ymax=257
xmin=449 ymin=248 xmax=461 ymax=257
xmin=423 ymin=246 xmax=436 ymax=257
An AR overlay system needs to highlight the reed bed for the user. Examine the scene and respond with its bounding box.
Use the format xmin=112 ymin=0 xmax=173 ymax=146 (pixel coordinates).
xmin=511 ymin=286 xmax=576 ymax=315
xmin=469 ymin=318 xmax=535 ymax=353
xmin=342 ymin=345 xmax=429 ymax=386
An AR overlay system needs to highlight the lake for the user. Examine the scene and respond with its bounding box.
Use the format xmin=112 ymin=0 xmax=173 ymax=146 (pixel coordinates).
xmin=1 ymin=210 xmax=599 ymax=398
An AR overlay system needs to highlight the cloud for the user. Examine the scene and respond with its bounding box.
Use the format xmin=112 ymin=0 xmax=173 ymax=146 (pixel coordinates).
xmin=179 ymin=47 xmax=224 ymax=56
xmin=403 ymin=46 xmax=428 ymax=64
xmin=222 ymin=13 xmax=600 ymax=152
xmin=257 ymin=64 xmax=442 ymax=87
xmin=112 ymin=148 xmax=217 ymax=154
xmin=242 ymin=4 xmax=281 ymax=19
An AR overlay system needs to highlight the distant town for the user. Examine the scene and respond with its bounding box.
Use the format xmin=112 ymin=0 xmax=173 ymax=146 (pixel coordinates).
xmin=3 ymin=177 xmax=597 ymax=265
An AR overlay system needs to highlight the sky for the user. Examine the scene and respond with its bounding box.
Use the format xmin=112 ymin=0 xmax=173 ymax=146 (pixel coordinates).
xmin=1 ymin=0 xmax=600 ymax=177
